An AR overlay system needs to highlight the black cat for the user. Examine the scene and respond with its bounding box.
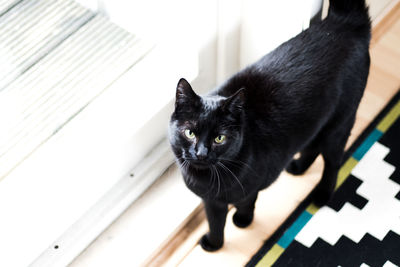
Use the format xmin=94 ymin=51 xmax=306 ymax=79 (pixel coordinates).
xmin=169 ymin=0 xmax=370 ymax=251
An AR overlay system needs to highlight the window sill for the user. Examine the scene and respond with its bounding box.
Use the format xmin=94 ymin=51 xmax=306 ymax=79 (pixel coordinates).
xmin=64 ymin=41 xmax=202 ymax=265
xmin=70 ymin=164 xmax=201 ymax=267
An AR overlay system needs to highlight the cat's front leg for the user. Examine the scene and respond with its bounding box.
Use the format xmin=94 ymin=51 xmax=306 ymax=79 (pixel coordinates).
xmin=200 ymin=200 xmax=228 ymax=251
xmin=233 ymin=192 xmax=258 ymax=228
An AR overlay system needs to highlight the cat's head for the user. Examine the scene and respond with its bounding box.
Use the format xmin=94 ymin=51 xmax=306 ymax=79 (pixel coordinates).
xmin=169 ymin=78 xmax=245 ymax=171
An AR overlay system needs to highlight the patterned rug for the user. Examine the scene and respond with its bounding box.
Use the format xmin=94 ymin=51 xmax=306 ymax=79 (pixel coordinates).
xmin=247 ymin=90 xmax=400 ymax=267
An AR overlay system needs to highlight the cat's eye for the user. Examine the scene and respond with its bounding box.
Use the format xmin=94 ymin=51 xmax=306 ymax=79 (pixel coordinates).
xmin=184 ymin=129 xmax=196 ymax=139
xmin=214 ymin=135 xmax=226 ymax=144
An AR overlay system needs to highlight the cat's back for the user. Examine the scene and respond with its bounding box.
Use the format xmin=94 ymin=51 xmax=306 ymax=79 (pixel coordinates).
xmin=213 ymin=0 xmax=371 ymax=144
xmin=257 ymin=1 xmax=370 ymax=86
xmin=239 ymin=0 xmax=371 ymax=112
xmin=214 ymin=0 xmax=371 ymax=121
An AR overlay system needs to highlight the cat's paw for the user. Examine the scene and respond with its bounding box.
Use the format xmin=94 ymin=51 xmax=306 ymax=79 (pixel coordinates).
xmin=199 ymin=234 xmax=223 ymax=252
xmin=311 ymin=188 xmax=333 ymax=207
xmin=286 ymin=160 xmax=307 ymax=175
xmin=233 ymin=212 xmax=253 ymax=228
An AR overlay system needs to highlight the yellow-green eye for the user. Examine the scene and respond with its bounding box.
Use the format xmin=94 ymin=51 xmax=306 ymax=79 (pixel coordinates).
xmin=215 ymin=135 xmax=226 ymax=144
xmin=184 ymin=129 xmax=196 ymax=139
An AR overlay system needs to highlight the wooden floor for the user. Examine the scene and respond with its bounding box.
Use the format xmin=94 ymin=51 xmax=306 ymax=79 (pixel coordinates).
xmin=154 ymin=3 xmax=400 ymax=267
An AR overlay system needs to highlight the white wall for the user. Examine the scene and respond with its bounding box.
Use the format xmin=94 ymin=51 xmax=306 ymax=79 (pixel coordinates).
xmin=76 ymin=0 xmax=220 ymax=93
xmin=76 ymin=0 xmax=323 ymax=85
xmin=240 ymin=0 xmax=323 ymax=68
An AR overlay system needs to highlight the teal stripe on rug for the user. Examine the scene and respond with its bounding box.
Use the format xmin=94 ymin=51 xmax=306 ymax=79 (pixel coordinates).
xmin=277 ymin=211 xmax=313 ymax=249
xmin=352 ymin=129 xmax=383 ymax=160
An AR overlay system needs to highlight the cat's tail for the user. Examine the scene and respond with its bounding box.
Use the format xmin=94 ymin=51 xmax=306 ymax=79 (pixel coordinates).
xmin=327 ymin=0 xmax=371 ymax=30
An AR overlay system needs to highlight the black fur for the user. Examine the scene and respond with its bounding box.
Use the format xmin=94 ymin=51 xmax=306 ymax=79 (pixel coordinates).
xmin=169 ymin=0 xmax=371 ymax=251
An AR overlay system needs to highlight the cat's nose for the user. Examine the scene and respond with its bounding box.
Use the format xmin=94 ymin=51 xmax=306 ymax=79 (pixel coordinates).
xmin=196 ymin=145 xmax=208 ymax=160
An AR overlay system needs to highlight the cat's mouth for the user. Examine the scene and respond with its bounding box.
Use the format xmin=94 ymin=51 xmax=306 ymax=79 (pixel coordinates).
xmin=188 ymin=159 xmax=212 ymax=170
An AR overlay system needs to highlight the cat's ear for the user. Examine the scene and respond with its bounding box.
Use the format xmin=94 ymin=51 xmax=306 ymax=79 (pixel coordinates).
xmin=222 ymin=88 xmax=245 ymax=113
xmin=175 ymin=78 xmax=200 ymax=109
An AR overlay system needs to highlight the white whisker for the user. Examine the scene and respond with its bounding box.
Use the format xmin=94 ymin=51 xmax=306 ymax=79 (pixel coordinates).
xmin=218 ymin=162 xmax=247 ymax=197
xmin=213 ymin=165 xmax=221 ymax=197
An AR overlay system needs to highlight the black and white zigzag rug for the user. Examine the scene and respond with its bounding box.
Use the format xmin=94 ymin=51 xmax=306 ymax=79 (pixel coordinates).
xmin=248 ymin=90 xmax=400 ymax=267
